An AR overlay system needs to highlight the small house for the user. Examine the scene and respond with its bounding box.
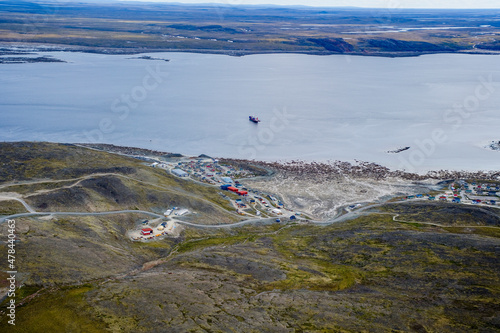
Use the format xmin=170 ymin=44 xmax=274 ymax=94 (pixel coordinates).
xmin=141 ymin=228 xmax=153 ymax=236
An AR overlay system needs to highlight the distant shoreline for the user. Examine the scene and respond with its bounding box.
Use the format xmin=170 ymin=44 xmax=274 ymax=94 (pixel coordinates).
xmin=2 ymin=42 xmax=500 ymax=59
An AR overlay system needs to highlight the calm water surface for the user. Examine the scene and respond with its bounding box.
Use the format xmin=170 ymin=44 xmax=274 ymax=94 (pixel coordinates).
xmin=0 ymin=52 xmax=499 ymax=172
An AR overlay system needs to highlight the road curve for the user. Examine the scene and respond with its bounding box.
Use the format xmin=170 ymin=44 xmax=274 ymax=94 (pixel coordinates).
xmin=0 ymin=208 xmax=289 ymax=230
xmin=0 ymin=210 xmax=163 ymax=223
xmin=2 ymin=199 xmax=497 ymax=229
xmin=0 ymin=196 xmax=36 ymax=213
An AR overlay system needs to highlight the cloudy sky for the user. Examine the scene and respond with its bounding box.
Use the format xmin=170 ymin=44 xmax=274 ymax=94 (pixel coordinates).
xmin=119 ymin=0 xmax=500 ymax=9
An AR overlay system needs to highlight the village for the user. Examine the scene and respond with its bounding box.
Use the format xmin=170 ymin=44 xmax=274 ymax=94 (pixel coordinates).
xmin=151 ymin=158 xmax=257 ymax=185
xmin=152 ymin=157 xmax=303 ymax=219
xmin=127 ymin=155 xmax=500 ymax=242
xmin=403 ymin=180 xmax=500 ymax=206
xmin=128 ymin=157 xmax=302 ymax=242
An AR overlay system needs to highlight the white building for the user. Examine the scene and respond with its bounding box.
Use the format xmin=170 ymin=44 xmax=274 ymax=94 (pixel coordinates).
xmin=172 ymin=169 xmax=189 ymax=177
xmin=221 ymin=177 xmax=233 ymax=184
xmin=175 ymin=209 xmax=189 ymax=216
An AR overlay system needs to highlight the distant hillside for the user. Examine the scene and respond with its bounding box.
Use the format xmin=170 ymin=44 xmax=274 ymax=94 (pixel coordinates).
xmin=0 ymin=1 xmax=499 ymax=56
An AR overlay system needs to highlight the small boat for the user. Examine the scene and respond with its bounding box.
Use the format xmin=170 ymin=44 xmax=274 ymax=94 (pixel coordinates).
xmin=249 ymin=116 xmax=261 ymax=123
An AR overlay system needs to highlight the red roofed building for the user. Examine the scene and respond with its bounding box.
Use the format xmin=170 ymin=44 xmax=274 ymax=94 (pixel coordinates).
xmin=141 ymin=228 xmax=153 ymax=236
xmin=227 ymin=186 xmax=239 ymax=192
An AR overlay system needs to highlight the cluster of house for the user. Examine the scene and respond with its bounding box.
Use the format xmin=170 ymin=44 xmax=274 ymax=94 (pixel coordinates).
xmin=134 ymin=220 xmax=174 ymax=240
xmin=151 ymin=158 xmax=258 ymax=185
xmin=218 ymin=182 xmax=291 ymax=218
xmin=467 ymin=182 xmax=500 ymax=196
xmin=220 ymin=184 xmax=248 ymax=196
xmin=171 ymin=160 xmax=255 ymax=185
xmin=403 ymin=180 xmax=499 ymax=206
xmin=457 ymin=181 xmax=498 ymax=205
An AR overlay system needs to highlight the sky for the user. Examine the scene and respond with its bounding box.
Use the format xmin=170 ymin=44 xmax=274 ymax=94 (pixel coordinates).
xmin=118 ymin=0 xmax=500 ymax=9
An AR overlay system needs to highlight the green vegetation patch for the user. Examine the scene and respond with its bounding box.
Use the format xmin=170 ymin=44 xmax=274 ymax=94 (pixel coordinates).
xmin=262 ymin=259 xmax=362 ymax=292
xmin=0 ymin=142 xmax=139 ymax=183
xmin=0 ymin=179 xmax=79 ymax=195
xmin=377 ymin=202 xmax=500 ymax=226
xmin=0 ymin=285 xmax=108 ymax=332
xmin=176 ymin=233 xmax=258 ymax=253
xmin=0 ymin=200 xmax=27 ymax=215
xmin=443 ymin=226 xmax=500 ymax=239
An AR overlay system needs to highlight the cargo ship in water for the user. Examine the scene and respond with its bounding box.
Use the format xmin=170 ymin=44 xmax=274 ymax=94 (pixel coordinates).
xmin=249 ymin=116 xmax=261 ymax=123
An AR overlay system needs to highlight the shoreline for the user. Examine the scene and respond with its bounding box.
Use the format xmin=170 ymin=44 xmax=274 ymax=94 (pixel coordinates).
xmin=2 ymin=42 xmax=500 ymax=59
xmin=76 ymin=142 xmax=500 ymax=181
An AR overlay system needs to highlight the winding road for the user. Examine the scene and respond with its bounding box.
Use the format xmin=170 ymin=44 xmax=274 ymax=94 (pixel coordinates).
xmin=0 ymin=208 xmax=280 ymax=229
xmin=1 ymin=174 xmax=499 ymax=230
xmin=0 ymin=192 xmax=280 ymax=228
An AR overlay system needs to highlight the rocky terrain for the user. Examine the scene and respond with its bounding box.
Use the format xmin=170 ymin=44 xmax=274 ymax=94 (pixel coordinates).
xmin=0 ymin=142 xmax=499 ymax=332
xmin=0 ymin=56 xmax=65 ymax=64
xmin=234 ymin=159 xmax=500 ymax=219
xmin=488 ymin=141 xmax=500 ymax=151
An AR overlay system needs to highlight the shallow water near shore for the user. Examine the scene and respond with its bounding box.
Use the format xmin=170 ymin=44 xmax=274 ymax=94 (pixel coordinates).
xmin=0 ymin=51 xmax=499 ymax=172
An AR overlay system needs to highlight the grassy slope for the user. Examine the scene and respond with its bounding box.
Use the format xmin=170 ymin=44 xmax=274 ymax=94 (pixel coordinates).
xmin=0 ymin=142 xmax=237 ymax=219
xmin=0 ymin=200 xmax=27 ymax=215
xmin=1 ymin=215 xmax=499 ymax=332
xmin=375 ymin=202 xmax=500 ymax=227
